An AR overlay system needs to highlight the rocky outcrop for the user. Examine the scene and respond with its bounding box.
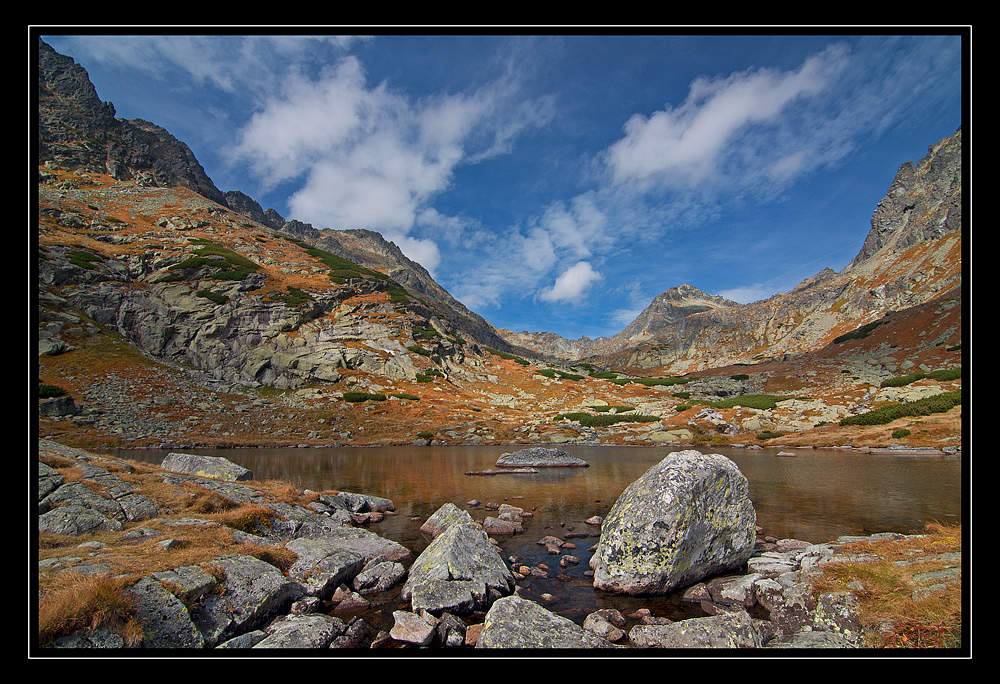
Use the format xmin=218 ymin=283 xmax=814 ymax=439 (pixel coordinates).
xmin=590 ymin=450 xmax=757 ymax=595
xmin=37 ymin=38 xmax=228 ymax=207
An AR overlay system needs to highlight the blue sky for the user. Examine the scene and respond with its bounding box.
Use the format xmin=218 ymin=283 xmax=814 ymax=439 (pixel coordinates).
xmin=40 ymin=31 xmax=965 ymax=340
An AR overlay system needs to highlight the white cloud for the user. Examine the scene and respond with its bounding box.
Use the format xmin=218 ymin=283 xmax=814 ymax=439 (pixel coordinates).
xmin=539 ymin=261 xmax=603 ymax=304
xmin=604 ymin=44 xmax=849 ymax=192
xmin=717 ymin=284 xmax=774 ymax=304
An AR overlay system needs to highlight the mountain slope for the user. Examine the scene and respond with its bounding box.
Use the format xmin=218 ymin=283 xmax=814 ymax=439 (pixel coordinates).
xmin=502 ymin=128 xmax=963 ymax=375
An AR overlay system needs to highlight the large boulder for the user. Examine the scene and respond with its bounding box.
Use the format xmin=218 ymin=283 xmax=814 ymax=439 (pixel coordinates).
xmin=400 ymin=521 xmax=514 ymax=616
xmin=161 ymin=452 xmax=253 ymax=482
xmin=496 ymin=447 xmax=589 ymax=468
xmin=590 ymin=450 xmax=756 ymax=595
xmin=477 ymin=596 xmax=619 ymax=649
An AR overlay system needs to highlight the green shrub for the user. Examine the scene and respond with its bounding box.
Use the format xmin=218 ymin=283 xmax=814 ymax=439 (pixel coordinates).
xmin=170 ymin=239 xmax=258 ymax=281
xmin=757 ymin=430 xmax=784 ymax=440
xmin=483 ymin=347 xmax=530 ymax=365
xmin=833 ymin=320 xmax=884 ymax=344
xmin=391 ymin=392 xmax=420 ymax=401
xmin=39 ymin=384 xmax=67 ymax=398
xmin=710 ymin=394 xmax=787 ymax=410
xmin=196 ymin=289 xmax=229 ymax=305
xmin=269 ymin=286 xmax=313 ymax=308
xmin=675 ymin=404 xmax=692 ymax=412
xmin=555 ymin=412 xmax=659 ymax=428
xmin=891 ymin=428 xmax=912 ymax=439
xmin=590 ymin=371 xmax=619 ymax=380
xmin=730 ymin=374 xmax=750 ymax=381
xmin=342 ymin=392 xmax=387 ymax=403
xmin=839 ymin=390 xmax=962 ymax=427
xmin=417 ymin=431 xmax=434 ymax=439
xmin=67 ymin=250 xmax=102 ymax=270
xmin=407 ymin=344 xmax=432 ymax=356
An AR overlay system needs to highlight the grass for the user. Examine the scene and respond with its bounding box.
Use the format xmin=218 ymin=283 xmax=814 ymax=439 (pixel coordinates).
xmin=833 ymin=320 xmax=884 ymax=344
xmin=342 ymin=392 xmax=387 ymax=403
xmin=170 ymin=238 xmax=259 ymax=281
xmin=483 ymin=346 xmax=530 ymax=366
xmin=810 ymin=522 xmax=963 ymax=648
xmin=880 ymin=368 xmax=962 ymax=388
xmin=611 ymin=376 xmax=691 ymax=387
xmin=37 ymin=572 xmax=143 ymax=647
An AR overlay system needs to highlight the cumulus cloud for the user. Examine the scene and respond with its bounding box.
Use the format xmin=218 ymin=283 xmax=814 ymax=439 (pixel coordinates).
xmin=604 ymin=44 xmax=850 ymax=192
xmin=539 ymin=261 xmax=603 ymax=304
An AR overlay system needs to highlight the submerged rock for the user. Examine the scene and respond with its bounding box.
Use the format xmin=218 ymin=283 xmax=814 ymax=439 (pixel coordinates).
xmin=590 ymin=449 xmax=756 ymax=595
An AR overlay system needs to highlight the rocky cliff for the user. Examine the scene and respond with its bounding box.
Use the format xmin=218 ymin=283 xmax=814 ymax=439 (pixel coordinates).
xmin=37 ymin=38 xmax=229 ymax=208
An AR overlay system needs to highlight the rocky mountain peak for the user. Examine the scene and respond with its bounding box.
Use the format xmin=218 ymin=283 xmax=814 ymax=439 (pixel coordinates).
xmin=848 ymin=127 xmax=962 ymax=269
xmin=37 ymin=37 xmax=228 ymax=207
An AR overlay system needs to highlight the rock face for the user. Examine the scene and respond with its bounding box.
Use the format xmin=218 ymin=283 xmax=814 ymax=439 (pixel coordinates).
xmin=590 ymin=450 xmax=757 ymax=596
xmin=498 ymin=128 xmax=963 ymax=373
xmin=37 ymin=38 xmax=228 ymax=207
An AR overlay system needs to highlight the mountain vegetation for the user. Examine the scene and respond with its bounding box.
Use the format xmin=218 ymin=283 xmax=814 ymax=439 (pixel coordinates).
xmin=36 ymin=37 xmax=963 ymax=454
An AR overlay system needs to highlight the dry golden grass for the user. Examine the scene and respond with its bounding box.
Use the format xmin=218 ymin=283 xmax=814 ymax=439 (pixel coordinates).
xmin=810 ymin=522 xmax=963 ymax=648
xmin=37 ymin=572 xmax=143 ymax=647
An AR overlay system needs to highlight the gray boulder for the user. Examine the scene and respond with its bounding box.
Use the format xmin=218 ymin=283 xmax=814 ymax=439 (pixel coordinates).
xmin=496 ymin=447 xmax=589 ymax=468
xmin=590 ymin=450 xmax=756 ymax=595
xmin=419 ymin=502 xmax=475 ymax=538
xmin=161 ymin=452 xmax=253 ymax=482
xmin=128 ymin=576 xmax=206 ymax=648
xmin=401 ymin=521 xmax=514 ymax=616
xmin=628 ymin=610 xmax=763 ymax=648
xmin=477 ymin=596 xmax=618 ymax=648
xmin=189 ymin=554 xmax=305 ymax=647
xmin=284 ymin=538 xmax=366 ymax=599
xmin=253 ymin=614 xmax=347 ymax=649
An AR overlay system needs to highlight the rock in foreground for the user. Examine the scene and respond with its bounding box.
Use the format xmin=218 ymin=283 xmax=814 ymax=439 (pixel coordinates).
xmin=590 ymin=449 xmax=756 ymax=595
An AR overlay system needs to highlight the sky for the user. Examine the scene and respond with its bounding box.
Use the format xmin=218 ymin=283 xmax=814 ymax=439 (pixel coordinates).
xmin=39 ymin=30 xmax=966 ymax=340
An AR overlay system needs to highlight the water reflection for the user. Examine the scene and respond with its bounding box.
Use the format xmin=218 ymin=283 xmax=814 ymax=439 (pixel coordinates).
xmin=114 ymin=444 xmax=962 ymax=545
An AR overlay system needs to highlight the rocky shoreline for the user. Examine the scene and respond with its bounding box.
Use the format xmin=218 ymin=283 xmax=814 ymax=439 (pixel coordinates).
xmin=36 ymin=440 xmax=961 ymax=652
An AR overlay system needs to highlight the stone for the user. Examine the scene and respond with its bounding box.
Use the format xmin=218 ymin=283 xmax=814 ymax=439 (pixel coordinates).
xmin=401 ymin=521 xmax=514 ymax=615
xmin=477 ymin=595 xmax=618 ymax=649
xmin=390 ymin=611 xmax=436 ymax=646
xmin=495 ymin=447 xmax=589 ymax=468
xmin=161 ymin=452 xmax=253 ymax=482
xmin=590 ymin=450 xmax=756 ymax=595
xmin=628 ymin=610 xmax=763 ymax=648
xmin=419 ymin=502 xmax=475 ymax=538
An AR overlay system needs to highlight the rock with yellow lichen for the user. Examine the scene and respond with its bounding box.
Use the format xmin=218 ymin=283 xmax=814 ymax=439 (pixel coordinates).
xmin=590 ymin=449 xmax=756 ymax=595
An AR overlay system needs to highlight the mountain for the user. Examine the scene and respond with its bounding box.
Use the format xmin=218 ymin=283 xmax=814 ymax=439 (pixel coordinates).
xmin=37 ymin=38 xmax=229 ymax=207
xmin=500 ymin=128 xmax=964 ymax=376
xmin=35 ymin=37 xmax=963 ymax=452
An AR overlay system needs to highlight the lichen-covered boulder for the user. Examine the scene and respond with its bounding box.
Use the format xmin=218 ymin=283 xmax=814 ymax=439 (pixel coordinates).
xmin=590 ymin=450 xmax=756 ymax=596
xmin=400 ymin=521 xmax=514 ymax=616
xmin=496 ymin=447 xmax=589 ymax=468
xmin=161 ymin=452 xmax=253 ymax=482
xmin=477 ymin=596 xmax=619 ymax=649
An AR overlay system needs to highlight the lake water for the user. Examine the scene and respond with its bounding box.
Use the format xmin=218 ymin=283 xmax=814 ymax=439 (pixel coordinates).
xmin=109 ymin=444 xmax=963 ymax=628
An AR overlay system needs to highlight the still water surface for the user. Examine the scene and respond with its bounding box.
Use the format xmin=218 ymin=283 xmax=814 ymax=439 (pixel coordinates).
xmin=112 ymin=444 xmax=963 ymax=625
